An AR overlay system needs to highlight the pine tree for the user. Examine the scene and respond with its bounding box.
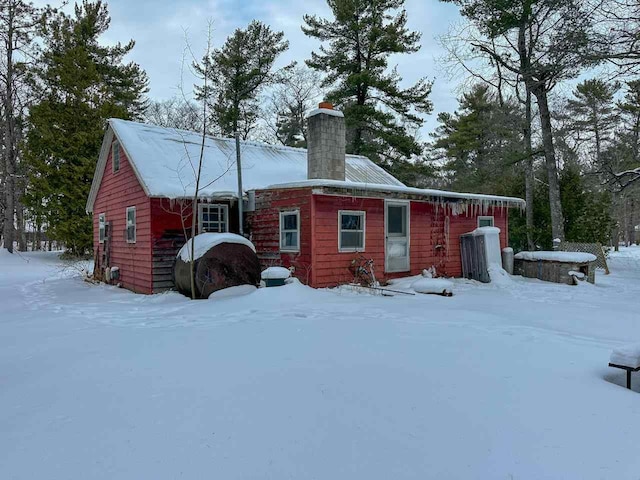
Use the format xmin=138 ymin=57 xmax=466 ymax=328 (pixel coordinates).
xmin=195 ymin=20 xmax=288 ymax=139
xmin=23 ymin=0 xmax=148 ymax=255
xmin=560 ymin=160 xmax=613 ymax=244
xmin=431 ymin=84 xmax=524 ymax=194
xmin=618 ymin=80 xmax=640 ymax=163
xmin=565 ymin=79 xmax=619 ymax=164
xmin=302 ymin=0 xmax=433 ymax=168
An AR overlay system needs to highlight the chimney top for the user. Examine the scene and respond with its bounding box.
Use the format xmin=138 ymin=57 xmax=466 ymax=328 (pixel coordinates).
xmin=307 ymin=101 xmax=344 ymax=119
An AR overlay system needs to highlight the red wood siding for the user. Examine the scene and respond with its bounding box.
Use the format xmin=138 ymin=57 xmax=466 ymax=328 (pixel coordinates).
xmin=309 ymin=194 xmax=510 ymax=288
xmin=93 ymin=142 xmax=152 ymax=294
xmin=437 ymin=205 xmax=508 ymax=277
xmin=312 ymin=195 xmax=386 ymax=287
xmin=248 ymin=188 xmax=314 ymax=284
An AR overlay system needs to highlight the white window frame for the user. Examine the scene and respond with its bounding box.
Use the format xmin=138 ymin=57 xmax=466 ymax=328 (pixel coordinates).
xmin=279 ymin=210 xmax=300 ymax=252
xmin=98 ymin=213 xmax=106 ymax=244
xmin=126 ymin=206 xmax=136 ymax=244
xmin=198 ymin=203 xmax=229 ymax=234
xmin=112 ymin=141 xmax=121 ymax=173
xmin=477 ymin=215 xmax=495 ymax=228
xmin=338 ymin=210 xmax=366 ymax=252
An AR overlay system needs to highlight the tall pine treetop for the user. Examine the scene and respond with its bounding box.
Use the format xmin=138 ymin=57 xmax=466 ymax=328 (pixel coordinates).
xmin=194 ymin=20 xmax=289 ymax=138
xmin=23 ymin=0 xmax=149 ymax=254
xmin=36 ymin=0 xmax=148 ymax=119
xmin=302 ymin=0 xmax=433 ymax=169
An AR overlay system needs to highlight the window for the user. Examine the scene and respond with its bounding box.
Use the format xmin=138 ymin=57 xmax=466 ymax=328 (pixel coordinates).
xmin=478 ymin=216 xmax=494 ymax=228
xmin=126 ymin=206 xmax=136 ymax=243
xmin=112 ymin=141 xmax=121 ymax=173
xmin=198 ymin=204 xmax=228 ymax=233
xmin=339 ymin=210 xmax=365 ymax=252
xmin=98 ymin=213 xmax=106 ymax=244
xmin=280 ymin=210 xmax=300 ymax=252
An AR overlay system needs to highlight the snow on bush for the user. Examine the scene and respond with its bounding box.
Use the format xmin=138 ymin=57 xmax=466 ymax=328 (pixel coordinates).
xmin=421 ymin=266 xmax=436 ymax=278
xmin=411 ymin=278 xmax=454 ymax=295
xmin=178 ymin=233 xmax=255 ymax=262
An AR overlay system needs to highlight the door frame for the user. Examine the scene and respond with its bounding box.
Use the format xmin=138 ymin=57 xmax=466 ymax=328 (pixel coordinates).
xmin=384 ymin=199 xmax=411 ymax=273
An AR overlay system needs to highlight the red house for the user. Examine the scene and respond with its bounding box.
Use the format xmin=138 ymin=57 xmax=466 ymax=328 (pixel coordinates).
xmin=86 ymin=106 xmax=524 ymax=294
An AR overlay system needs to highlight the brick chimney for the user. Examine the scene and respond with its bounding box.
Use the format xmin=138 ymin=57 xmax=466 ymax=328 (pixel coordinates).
xmin=306 ymin=102 xmax=346 ymax=181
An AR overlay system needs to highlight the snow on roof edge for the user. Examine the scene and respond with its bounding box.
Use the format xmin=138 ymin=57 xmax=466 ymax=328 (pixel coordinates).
xmin=258 ymin=179 xmax=526 ymax=206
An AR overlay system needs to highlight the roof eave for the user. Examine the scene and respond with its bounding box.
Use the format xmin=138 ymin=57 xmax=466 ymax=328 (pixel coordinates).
xmin=255 ymin=181 xmax=525 ymax=208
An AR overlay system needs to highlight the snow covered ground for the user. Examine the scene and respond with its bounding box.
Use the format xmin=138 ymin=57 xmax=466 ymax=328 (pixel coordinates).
xmin=2 ymin=248 xmax=640 ymax=479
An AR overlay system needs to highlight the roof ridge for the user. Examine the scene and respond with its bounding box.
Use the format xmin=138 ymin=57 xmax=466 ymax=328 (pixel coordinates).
xmin=108 ymin=118 xmax=371 ymax=159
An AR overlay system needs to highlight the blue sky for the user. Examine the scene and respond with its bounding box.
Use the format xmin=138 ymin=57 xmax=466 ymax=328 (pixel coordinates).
xmin=50 ymin=0 xmax=466 ymax=137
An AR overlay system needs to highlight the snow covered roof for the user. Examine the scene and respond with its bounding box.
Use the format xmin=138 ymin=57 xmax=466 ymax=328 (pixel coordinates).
xmin=263 ymin=179 xmax=526 ymax=208
xmin=86 ymin=119 xmax=403 ymax=212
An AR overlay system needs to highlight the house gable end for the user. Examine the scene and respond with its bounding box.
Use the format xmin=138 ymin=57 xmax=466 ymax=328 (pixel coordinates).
xmin=86 ymin=121 xmax=152 ymax=213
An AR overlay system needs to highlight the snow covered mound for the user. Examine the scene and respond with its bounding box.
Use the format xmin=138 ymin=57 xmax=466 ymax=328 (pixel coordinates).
xmin=208 ymin=285 xmax=257 ymax=300
xmin=514 ymin=251 xmax=596 ymax=263
xmin=610 ymin=344 xmax=640 ymax=368
xmin=411 ymin=278 xmax=454 ymax=295
xmin=487 ymin=265 xmax=514 ymax=286
xmin=178 ymin=233 xmax=255 ymax=262
xmin=261 ymin=267 xmax=291 ymax=280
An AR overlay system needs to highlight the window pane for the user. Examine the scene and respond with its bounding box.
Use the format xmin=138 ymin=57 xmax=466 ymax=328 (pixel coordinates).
xmin=388 ymin=241 xmax=407 ymax=257
xmin=341 ymin=231 xmax=363 ymax=249
xmin=341 ymin=213 xmax=362 ymax=231
xmin=479 ymin=217 xmax=494 ymax=227
xmin=285 ymin=231 xmax=297 ymax=247
xmin=113 ymin=143 xmax=120 ymax=170
xmin=283 ymin=213 xmax=297 ymax=230
xmin=387 ymin=206 xmax=406 ymax=235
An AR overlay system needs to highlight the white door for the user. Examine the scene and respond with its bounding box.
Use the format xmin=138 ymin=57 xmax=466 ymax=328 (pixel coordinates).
xmin=385 ymin=201 xmax=410 ymax=272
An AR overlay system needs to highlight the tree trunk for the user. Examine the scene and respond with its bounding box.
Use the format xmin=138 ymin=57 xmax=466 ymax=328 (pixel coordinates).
xmin=612 ymin=192 xmax=620 ymax=251
xmin=15 ymin=193 xmax=26 ymax=251
xmin=2 ymin=9 xmax=15 ymax=253
xmin=630 ymin=197 xmax=636 ymax=245
xmin=531 ymin=84 xmax=565 ymax=242
xmin=524 ymin=87 xmax=535 ymax=250
xmin=34 ymin=221 xmax=41 ymax=251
